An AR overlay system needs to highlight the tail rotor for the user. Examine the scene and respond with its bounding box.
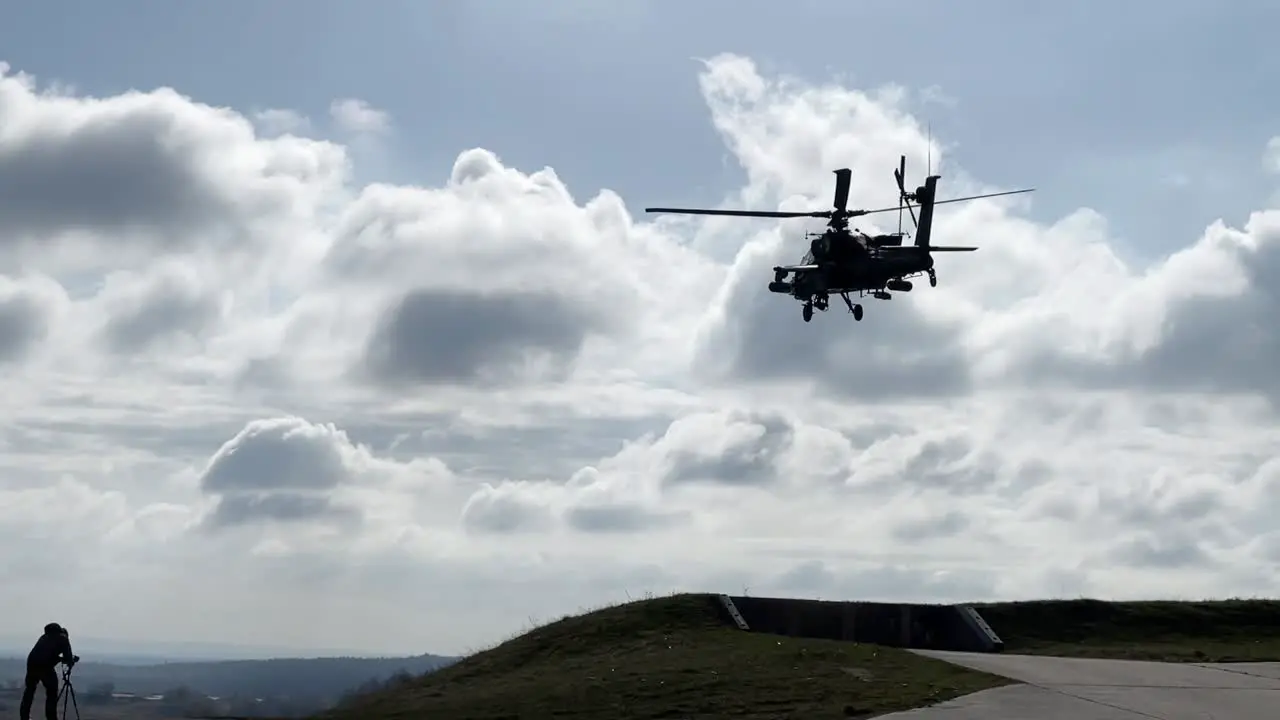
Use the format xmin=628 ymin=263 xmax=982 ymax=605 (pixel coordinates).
xmin=894 ymin=154 xmax=919 ymax=238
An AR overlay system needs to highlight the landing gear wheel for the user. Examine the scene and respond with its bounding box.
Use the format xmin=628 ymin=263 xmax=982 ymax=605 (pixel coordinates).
xmin=853 ymin=304 xmax=863 ymax=321
xmin=928 ymin=270 xmax=937 ymax=287
xmin=802 ymin=303 xmax=813 ymax=323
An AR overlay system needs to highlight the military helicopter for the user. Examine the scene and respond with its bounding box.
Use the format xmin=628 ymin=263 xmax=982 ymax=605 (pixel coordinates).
xmin=646 ymin=155 xmax=1034 ymax=322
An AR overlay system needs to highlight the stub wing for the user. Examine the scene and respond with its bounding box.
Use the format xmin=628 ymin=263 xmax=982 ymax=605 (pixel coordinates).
xmin=773 ymin=264 xmax=820 ymax=273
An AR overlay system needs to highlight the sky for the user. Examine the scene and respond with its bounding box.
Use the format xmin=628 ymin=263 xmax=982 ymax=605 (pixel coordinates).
xmin=1 ymin=0 xmax=1279 ymax=658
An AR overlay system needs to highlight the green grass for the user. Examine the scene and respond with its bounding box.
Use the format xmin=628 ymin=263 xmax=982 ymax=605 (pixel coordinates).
xmin=317 ymin=593 xmax=1009 ymax=720
xmin=977 ymin=598 xmax=1280 ymax=661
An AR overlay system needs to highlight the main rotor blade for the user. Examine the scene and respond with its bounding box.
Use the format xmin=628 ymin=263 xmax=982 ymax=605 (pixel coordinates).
xmin=644 ymin=207 xmax=824 ymax=218
xmin=931 ymin=188 xmax=1035 ymax=208
xmin=851 ymin=187 xmax=1036 ymax=217
xmin=647 ymin=185 xmax=1032 ymax=221
xmin=832 ymin=168 xmax=852 ymax=213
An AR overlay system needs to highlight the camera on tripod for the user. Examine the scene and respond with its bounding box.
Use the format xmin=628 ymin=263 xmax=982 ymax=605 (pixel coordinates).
xmin=58 ymin=654 xmax=81 ymax=720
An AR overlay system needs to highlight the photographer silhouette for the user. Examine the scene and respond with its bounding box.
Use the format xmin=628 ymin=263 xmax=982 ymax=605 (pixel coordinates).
xmin=20 ymin=623 xmax=77 ymax=720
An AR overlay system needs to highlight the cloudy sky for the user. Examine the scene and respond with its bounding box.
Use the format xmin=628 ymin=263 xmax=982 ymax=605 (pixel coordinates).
xmin=2 ymin=1 xmax=1279 ymax=658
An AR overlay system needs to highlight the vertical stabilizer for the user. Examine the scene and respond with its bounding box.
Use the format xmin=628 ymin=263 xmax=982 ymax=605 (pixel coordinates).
xmin=913 ymin=175 xmax=940 ymax=248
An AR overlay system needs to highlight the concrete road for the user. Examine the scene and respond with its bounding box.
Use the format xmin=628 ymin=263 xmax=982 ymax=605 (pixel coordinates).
xmin=877 ymin=649 xmax=1280 ymax=719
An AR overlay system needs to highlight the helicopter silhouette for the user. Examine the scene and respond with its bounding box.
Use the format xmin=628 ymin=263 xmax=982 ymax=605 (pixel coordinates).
xmin=647 ymin=155 xmax=1034 ymax=322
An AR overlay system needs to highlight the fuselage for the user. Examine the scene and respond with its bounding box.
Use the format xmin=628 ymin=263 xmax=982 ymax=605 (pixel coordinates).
xmin=786 ymin=231 xmax=933 ymax=296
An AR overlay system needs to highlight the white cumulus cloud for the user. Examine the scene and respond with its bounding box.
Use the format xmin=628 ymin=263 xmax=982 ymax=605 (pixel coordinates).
xmin=1 ymin=54 xmax=1278 ymax=657
xmin=329 ymin=98 xmax=389 ymax=135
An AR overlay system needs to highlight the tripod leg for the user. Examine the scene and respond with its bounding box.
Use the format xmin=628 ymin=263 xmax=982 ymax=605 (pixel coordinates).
xmin=57 ymin=673 xmax=80 ymax=720
xmin=65 ymin=681 xmax=80 ymax=720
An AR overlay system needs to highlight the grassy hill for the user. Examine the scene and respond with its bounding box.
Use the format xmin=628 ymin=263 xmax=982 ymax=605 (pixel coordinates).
xmin=299 ymin=593 xmax=1280 ymax=719
xmin=318 ymin=593 xmax=1008 ymax=720
xmin=975 ymin=597 xmax=1280 ymax=661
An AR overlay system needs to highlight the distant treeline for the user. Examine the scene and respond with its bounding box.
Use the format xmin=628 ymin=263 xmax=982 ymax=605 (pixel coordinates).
xmin=332 ymin=668 xmax=419 ymax=710
xmin=0 ymin=653 xmax=457 ymax=705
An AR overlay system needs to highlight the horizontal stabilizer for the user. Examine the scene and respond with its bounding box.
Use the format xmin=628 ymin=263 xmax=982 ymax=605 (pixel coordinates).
xmin=927 ymin=246 xmax=978 ymax=252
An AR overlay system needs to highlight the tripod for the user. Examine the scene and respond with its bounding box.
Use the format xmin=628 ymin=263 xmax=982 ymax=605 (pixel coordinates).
xmin=57 ymin=662 xmax=80 ymax=720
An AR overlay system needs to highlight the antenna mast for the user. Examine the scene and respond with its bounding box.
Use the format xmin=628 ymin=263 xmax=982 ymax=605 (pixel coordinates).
xmin=927 ymin=122 xmax=932 ymax=176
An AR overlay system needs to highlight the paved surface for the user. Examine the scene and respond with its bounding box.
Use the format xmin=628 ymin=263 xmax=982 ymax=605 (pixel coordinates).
xmin=877 ymin=650 xmax=1280 ymax=719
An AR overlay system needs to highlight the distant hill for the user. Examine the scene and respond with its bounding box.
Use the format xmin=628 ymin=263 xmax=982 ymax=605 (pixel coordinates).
xmin=0 ymin=653 xmax=458 ymax=707
xmin=0 ymin=633 xmax=382 ymax=662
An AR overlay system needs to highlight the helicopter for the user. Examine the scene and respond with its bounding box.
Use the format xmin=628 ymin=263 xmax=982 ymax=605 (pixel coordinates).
xmin=646 ymin=155 xmax=1034 ymax=322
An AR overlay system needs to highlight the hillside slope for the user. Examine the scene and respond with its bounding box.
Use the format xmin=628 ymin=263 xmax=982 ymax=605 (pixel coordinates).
xmin=976 ymin=598 xmax=1280 ymax=661
xmin=319 ymin=593 xmax=1007 ymax=720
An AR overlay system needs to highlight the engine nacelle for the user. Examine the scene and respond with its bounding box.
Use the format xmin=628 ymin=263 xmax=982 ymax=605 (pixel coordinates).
xmin=867 ymin=233 xmax=904 ymax=247
xmin=886 ymin=279 xmax=913 ymax=292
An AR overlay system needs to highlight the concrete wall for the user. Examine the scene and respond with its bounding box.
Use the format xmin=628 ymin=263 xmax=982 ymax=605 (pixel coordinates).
xmin=721 ymin=595 xmax=1002 ymax=653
